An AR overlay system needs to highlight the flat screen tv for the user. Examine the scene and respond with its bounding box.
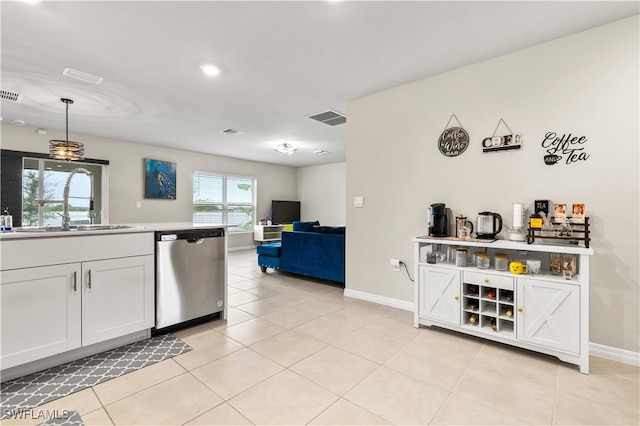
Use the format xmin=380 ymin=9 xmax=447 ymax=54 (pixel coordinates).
xmin=271 ymin=200 xmax=300 ymax=225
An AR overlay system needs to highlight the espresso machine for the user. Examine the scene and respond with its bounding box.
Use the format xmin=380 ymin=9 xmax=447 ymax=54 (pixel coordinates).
xmin=428 ymin=203 xmax=448 ymax=237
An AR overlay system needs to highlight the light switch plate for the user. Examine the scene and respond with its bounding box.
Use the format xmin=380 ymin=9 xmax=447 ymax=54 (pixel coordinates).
xmin=354 ymin=196 xmax=364 ymax=208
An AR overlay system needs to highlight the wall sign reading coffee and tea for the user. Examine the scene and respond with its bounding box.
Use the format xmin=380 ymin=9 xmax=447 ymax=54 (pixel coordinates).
xmin=542 ymin=132 xmax=590 ymax=165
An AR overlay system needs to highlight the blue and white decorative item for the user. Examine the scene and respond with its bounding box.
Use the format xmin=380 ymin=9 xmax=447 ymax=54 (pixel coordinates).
xmin=1 ymin=208 xmax=13 ymax=231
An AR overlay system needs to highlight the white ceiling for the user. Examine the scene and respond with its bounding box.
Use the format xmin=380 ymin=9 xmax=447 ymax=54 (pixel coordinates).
xmin=1 ymin=1 xmax=637 ymax=167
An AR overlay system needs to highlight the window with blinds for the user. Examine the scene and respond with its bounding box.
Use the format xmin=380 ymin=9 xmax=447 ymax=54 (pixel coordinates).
xmin=193 ymin=171 xmax=256 ymax=232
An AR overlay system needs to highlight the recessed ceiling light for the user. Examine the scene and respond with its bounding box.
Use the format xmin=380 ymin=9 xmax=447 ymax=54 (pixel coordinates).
xmin=11 ymin=120 xmax=25 ymax=126
xmin=313 ymin=149 xmax=329 ymax=155
xmin=200 ymin=64 xmax=221 ymax=77
xmin=274 ymin=143 xmax=297 ymax=155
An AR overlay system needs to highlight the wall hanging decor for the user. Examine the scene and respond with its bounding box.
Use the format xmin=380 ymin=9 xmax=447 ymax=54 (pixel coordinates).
xmin=541 ymin=132 xmax=590 ymax=165
xmin=144 ymin=158 xmax=177 ymax=199
xmin=438 ymin=114 xmax=469 ymax=157
xmin=481 ymin=118 xmax=522 ymax=153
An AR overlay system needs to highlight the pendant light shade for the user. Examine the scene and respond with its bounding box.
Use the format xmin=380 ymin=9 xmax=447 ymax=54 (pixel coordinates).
xmin=49 ymin=98 xmax=84 ymax=161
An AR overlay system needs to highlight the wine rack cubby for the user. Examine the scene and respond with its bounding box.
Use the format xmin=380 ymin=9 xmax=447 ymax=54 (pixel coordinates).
xmin=462 ymin=272 xmax=515 ymax=338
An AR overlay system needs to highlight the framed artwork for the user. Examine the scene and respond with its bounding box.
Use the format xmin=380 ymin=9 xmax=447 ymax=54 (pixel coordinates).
xmin=144 ymin=158 xmax=177 ymax=199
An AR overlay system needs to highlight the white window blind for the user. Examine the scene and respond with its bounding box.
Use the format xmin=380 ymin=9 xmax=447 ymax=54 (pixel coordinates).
xmin=193 ymin=171 xmax=256 ymax=232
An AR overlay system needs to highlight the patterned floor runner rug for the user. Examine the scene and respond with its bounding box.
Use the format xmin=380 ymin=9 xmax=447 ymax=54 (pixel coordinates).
xmin=1 ymin=334 xmax=191 ymax=420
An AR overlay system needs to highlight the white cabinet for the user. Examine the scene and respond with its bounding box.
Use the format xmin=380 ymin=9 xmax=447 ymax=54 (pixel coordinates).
xmin=412 ymin=237 xmax=592 ymax=373
xmin=254 ymin=224 xmax=287 ymax=242
xmin=0 ymin=232 xmax=155 ymax=372
xmin=1 ymin=264 xmax=82 ymax=368
xmin=516 ymin=277 xmax=580 ymax=354
xmin=82 ymin=256 xmax=155 ymax=345
xmin=417 ymin=266 xmax=460 ymax=325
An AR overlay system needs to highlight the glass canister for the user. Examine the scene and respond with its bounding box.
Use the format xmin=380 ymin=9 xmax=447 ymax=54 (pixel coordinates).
xmin=476 ymin=253 xmax=490 ymax=269
xmin=562 ymin=254 xmax=576 ymax=279
xmin=494 ymin=253 xmax=508 ymax=271
xmin=455 ymin=248 xmax=468 ymax=267
xmin=447 ymin=246 xmax=457 ymax=263
xmin=549 ymin=253 xmax=562 ymax=275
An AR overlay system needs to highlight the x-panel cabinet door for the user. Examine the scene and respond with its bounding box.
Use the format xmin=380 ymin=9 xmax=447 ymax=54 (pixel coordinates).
xmin=418 ymin=266 xmax=461 ymax=325
xmin=516 ymin=277 xmax=580 ymax=354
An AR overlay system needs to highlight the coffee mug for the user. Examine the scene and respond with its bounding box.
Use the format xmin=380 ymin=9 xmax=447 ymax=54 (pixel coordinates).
xmin=526 ymin=259 xmax=541 ymax=274
xmin=509 ymin=261 xmax=529 ymax=274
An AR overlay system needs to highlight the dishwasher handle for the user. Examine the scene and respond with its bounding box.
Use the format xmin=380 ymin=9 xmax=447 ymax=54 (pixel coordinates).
xmin=187 ymin=237 xmax=205 ymax=244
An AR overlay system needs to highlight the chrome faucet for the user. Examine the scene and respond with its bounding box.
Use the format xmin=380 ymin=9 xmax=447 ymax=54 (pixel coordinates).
xmin=37 ymin=167 xmax=95 ymax=230
xmin=62 ymin=168 xmax=95 ymax=230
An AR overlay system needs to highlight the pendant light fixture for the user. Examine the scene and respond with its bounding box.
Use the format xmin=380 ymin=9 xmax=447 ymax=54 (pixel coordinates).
xmin=49 ymin=98 xmax=84 ymax=161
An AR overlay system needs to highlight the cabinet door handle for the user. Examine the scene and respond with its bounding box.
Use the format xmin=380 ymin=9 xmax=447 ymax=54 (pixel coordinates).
xmin=73 ymin=271 xmax=77 ymax=292
xmin=87 ymin=269 xmax=92 ymax=289
xmin=517 ymin=307 xmax=523 ymax=313
xmin=484 ymin=278 xmax=489 ymax=284
xmin=454 ymin=295 xmax=459 ymax=301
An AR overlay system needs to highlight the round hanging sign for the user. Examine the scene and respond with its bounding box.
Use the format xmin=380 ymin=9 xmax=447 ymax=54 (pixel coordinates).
xmin=438 ymin=127 xmax=469 ymax=157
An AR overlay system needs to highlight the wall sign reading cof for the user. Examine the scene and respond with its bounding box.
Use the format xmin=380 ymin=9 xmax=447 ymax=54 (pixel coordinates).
xmin=438 ymin=127 xmax=470 ymax=157
xmin=542 ymin=132 xmax=590 ymax=165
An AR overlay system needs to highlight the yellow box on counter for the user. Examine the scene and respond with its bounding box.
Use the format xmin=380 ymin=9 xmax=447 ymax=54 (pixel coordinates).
xmin=529 ymin=216 xmax=543 ymax=229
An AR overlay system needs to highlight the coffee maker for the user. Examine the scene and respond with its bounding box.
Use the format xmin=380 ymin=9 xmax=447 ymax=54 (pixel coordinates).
xmin=428 ymin=203 xmax=448 ymax=237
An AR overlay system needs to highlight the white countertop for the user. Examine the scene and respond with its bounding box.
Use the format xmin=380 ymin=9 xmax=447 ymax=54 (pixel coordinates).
xmin=412 ymin=235 xmax=594 ymax=255
xmin=0 ymin=222 xmax=231 ymax=240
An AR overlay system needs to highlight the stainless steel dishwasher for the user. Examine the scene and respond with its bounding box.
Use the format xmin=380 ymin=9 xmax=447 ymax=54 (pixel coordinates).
xmin=155 ymin=228 xmax=226 ymax=333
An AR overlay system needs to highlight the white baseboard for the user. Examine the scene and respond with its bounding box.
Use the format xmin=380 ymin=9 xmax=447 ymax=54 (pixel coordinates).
xmin=229 ymin=245 xmax=256 ymax=252
xmin=344 ymin=288 xmax=640 ymax=368
xmin=344 ymin=288 xmax=413 ymax=311
xmin=590 ymin=342 xmax=640 ymax=367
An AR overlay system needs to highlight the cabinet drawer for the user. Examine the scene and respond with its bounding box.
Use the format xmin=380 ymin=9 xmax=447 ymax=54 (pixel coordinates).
xmin=464 ymin=271 xmax=513 ymax=290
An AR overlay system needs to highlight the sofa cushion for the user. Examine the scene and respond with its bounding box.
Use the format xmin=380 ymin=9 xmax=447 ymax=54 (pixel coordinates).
xmin=314 ymin=226 xmax=345 ymax=234
xmin=256 ymin=242 xmax=281 ymax=257
xmin=292 ymin=221 xmax=319 ymax=232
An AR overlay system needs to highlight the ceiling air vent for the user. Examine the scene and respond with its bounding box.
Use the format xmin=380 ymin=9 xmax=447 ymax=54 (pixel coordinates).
xmin=307 ymin=110 xmax=347 ymax=126
xmin=0 ymin=90 xmax=23 ymax=103
xmin=220 ymin=128 xmax=244 ymax=135
xmin=62 ymin=67 xmax=104 ymax=85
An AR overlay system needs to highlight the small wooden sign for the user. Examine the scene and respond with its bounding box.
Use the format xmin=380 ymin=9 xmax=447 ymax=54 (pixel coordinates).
xmin=438 ymin=114 xmax=469 ymax=157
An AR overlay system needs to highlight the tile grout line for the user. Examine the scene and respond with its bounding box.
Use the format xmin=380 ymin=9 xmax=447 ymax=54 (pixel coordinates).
xmin=425 ymin=340 xmax=487 ymax=425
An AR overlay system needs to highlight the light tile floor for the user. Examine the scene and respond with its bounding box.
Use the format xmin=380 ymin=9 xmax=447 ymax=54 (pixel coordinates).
xmin=4 ymin=249 xmax=639 ymax=425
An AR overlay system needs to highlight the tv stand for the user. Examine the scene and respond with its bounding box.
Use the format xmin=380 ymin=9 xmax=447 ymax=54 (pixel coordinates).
xmin=254 ymin=224 xmax=290 ymax=242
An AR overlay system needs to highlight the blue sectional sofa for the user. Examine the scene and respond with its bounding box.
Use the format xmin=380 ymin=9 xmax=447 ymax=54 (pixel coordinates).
xmin=257 ymin=221 xmax=345 ymax=284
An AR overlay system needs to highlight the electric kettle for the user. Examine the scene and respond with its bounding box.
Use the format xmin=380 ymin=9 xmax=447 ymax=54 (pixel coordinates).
xmin=476 ymin=212 xmax=502 ymax=239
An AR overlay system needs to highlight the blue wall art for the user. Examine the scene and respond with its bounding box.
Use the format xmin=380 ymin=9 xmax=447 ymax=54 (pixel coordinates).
xmin=144 ymin=159 xmax=177 ymax=199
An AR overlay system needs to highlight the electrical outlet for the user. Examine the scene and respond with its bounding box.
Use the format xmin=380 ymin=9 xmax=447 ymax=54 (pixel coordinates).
xmin=390 ymin=258 xmax=400 ymax=272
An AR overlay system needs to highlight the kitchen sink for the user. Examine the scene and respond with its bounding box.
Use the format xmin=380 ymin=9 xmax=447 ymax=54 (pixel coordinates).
xmin=14 ymin=224 xmax=136 ymax=232
xmin=75 ymin=224 xmax=136 ymax=231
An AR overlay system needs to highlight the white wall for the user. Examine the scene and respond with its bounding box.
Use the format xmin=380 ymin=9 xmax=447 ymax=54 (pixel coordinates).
xmin=346 ymin=16 xmax=639 ymax=353
xmin=297 ymin=162 xmax=346 ymax=225
xmin=1 ymin=123 xmax=298 ymax=249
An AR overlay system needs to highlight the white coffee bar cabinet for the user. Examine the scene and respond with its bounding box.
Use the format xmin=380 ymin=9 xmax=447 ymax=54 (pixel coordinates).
xmin=412 ymin=237 xmax=594 ymax=374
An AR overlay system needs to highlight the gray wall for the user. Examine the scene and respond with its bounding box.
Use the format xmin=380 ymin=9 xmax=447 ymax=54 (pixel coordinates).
xmin=296 ymin=162 xmax=346 ymax=225
xmin=346 ymin=17 xmax=639 ymax=353
xmin=1 ymin=123 xmax=298 ymax=249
